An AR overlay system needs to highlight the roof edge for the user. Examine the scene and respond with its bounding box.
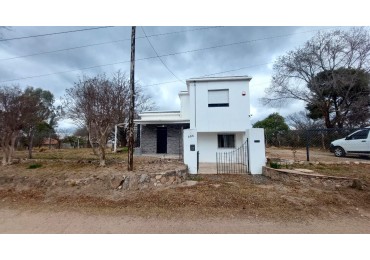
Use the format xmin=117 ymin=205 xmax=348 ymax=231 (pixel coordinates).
xmin=186 ymin=75 xmax=252 ymax=84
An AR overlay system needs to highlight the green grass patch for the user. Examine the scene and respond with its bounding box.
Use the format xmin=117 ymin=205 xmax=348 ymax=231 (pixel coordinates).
xmin=269 ymin=161 xmax=282 ymax=169
xmin=28 ymin=163 xmax=42 ymax=169
xmin=187 ymin=174 xmax=204 ymax=181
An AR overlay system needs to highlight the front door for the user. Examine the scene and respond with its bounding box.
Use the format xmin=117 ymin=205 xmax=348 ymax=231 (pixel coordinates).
xmin=157 ymin=126 xmax=167 ymax=153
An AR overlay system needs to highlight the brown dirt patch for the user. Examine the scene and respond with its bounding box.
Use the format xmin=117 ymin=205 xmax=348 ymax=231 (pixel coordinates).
xmin=1 ymin=148 xmax=370 ymax=224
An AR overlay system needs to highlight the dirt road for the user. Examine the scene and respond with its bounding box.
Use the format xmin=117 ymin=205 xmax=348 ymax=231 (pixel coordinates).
xmin=1 ymin=206 xmax=369 ymax=234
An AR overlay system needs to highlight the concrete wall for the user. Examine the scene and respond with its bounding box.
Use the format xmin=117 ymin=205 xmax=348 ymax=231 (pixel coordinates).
xmin=262 ymin=167 xmax=363 ymax=190
xmin=141 ymin=124 xmax=189 ymax=154
xmin=179 ymin=92 xmax=190 ymax=119
xmin=197 ymin=132 xmax=245 ymax=162
xmin=183 ymin=129 xmax=198 ymax=174
xmin=245 ymin=128 xmax=266 ymax=174
xmin=188 ymin=80 xmax=251 ymax=132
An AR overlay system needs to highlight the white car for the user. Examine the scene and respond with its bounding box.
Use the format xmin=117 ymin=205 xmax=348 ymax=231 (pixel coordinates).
xmin=330 ymin=127 xmax=370 ymax=157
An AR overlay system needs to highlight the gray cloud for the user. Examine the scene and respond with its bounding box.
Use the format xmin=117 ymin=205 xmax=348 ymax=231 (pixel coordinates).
xmin=0 ymin=26 xmax=347 ymax=129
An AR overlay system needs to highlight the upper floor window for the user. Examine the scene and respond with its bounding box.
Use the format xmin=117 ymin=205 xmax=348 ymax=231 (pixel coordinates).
xmin=208 ymin=89 xmax=229 ymax=107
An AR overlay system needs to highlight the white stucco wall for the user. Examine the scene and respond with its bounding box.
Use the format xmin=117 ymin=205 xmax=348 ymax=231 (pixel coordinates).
xmin=183 ymin=129 xmax=198 ymax=174
xmin=197 ymin=132 xmax=245 ymax=162
xmin=179 ymin=92 xmax=190 ymax=119
xmin=187 ymin=80 xmax=251 ymax=132
xmin=188 ymin=83 xmax=196 ymax=129
xmin=245 ymin=128 xmax=266 ymax=174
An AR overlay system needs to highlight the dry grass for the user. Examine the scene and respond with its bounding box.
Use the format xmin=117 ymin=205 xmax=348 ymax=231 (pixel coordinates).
xmin=1 ymin=148 xmax=370 ymax=221
xmin=13 ymin=148 xmax=126 ymax=161
xmin=1 ymin=167 xmax=369 ymax=221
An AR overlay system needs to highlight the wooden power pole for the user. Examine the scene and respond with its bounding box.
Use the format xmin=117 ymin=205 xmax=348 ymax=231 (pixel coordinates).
xmin=128 ymin=26 xmax=136 ymax=171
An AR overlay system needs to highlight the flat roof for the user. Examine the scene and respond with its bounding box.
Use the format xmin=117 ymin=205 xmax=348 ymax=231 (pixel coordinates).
xmin=134 ymin=119 xmax=190 ymax=125
xmin=140 ymin=110 xmax=180 ymax=114
xmin=186 ymin=75 xmax=252 ymax=84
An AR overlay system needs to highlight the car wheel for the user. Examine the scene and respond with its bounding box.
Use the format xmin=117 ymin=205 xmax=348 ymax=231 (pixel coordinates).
xmin=334 ymin=147 xmax=346 ymax=157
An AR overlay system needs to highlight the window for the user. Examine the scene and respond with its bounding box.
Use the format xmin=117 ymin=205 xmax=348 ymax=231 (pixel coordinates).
xmin=348 ymin=130 xmax=369 ymax=140
xmin=218 ymin=134 xmax=235 ymax=148
xmin=208 ymin=89 xmax=229 ymax=107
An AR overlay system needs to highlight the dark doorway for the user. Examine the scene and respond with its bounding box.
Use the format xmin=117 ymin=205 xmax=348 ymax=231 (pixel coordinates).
xmin=157 ymin=126 xmax=167 ymax=153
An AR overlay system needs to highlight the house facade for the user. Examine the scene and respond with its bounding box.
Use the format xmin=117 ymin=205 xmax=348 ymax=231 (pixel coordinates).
xmin=135 ymin=76 xmax=265 ymax=174
xmin=136 ymin=111 xmax=189 ymax=155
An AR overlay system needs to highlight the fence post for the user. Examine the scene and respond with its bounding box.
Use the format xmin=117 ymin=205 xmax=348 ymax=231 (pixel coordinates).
xmin=306 ymin=130 xmax=310 ymax=161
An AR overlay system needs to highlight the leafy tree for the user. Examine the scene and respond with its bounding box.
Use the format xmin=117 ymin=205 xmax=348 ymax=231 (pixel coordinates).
xmin=22 ymin=87 xmax=56 ymax=158
xmin=262 ymin=27 xmax=370 ymax=128
xmin=32 ymin=121 xmax=55 ymax=148
xmin=305 ymin=68 xmax=370 ymax=128
xmin=253 ymin=113 xmax=289 ymax=146
xmin=0 ymin=85 xmax=37 ymax=165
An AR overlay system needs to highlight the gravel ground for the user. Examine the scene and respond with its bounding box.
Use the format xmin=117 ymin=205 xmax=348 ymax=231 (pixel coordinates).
xmin=1 ymin=205 xmax=369 ymax=234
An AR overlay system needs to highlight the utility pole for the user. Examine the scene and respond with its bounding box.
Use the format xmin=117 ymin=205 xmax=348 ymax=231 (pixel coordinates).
xmin=128 ymin=26 xmax=136 ymax=171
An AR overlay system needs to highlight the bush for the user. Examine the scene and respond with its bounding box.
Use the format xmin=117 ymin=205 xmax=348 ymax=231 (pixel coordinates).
xmin=269 ymin=161 xmax=281 ymax=169
xmin=28 ymin=163 xmax=42 ymax=169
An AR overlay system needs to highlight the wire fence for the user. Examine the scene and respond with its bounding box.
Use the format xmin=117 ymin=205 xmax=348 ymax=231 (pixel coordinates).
xmin=265 ymin=128 xmax=368 ymax=161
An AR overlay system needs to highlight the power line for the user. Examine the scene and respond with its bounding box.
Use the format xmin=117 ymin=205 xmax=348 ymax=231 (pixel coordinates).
xmin=0 ymin=26 xmax=115 ymax=42
xmin=154 ymin=27 xmax=340 ymax=59
xmin=0 ymin=26 xmax=223 ymax=61
xmin=141 ymin=80 xmax=180 ymax=87
xmin=141 ymin=27 xmax=185 ymax=84
xmin=140 ymin=64 xmax=273 ymax=87
xmin=202 ymin=62 xmax=273 ymax=77
xmin=0 ymin=27 xmax=339 ymax=84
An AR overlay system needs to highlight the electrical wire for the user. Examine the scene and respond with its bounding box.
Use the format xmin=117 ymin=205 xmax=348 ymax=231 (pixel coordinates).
xmin=141 ymin=27 xmax=185 ymax=84
xmin=0 ymin=26 xmax=114 ymax=42
xmin=0 ymin=26 xmax=340 ymax=84
xmin=0 ymin=26 xmax=223 ymax=61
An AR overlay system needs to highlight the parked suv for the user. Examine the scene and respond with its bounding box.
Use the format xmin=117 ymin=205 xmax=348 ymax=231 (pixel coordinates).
xmin=330 ymin=127 xmax=370 ymax=157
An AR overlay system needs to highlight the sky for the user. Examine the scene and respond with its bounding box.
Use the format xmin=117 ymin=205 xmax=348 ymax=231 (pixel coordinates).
xmin=1 ymin=25 xmax=353 ymax=131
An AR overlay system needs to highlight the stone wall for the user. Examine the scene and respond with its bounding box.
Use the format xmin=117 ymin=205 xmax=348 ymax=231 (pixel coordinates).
xmin=116 ymin=166 xmax=188 ymax=190
xmin=140 ymin=124 xmax=189 ymax=154
xmin=262 ymin=166 xmax=364 ymax=190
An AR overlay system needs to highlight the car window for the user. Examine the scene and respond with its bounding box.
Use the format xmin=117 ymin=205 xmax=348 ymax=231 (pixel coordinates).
xmin=348 ymin=129 xmax=369 ymax=140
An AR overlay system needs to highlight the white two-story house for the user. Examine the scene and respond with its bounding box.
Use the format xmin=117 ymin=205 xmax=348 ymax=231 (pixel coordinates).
xmin=135 ymin=76 xmax=265 ymax=174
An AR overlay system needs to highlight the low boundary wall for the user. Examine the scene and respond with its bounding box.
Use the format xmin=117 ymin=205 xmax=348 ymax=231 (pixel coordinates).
xmin=262 ymin=166 xmax=364 ymax=190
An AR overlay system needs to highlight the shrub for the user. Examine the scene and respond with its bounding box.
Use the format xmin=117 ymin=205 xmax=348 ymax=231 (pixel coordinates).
xmin=269 ymin=161 xmax=281 ymax=169
xmin=28 ymin=163 xmax=42 ymax=169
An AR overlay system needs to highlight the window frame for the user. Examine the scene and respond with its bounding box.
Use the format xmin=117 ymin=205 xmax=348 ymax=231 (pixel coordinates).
xmin=217 ymin=134 xmax=235 ymax=148
xmin=208 ymin=89 xmax=229 ymax=107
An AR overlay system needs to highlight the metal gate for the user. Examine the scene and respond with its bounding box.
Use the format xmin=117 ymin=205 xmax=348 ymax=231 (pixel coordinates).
xmin=216 ymin=139 xmax=249 ymax=174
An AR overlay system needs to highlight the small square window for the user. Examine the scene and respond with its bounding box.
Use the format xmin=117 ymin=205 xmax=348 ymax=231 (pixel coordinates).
xmin=218 ymin=134 xmax=235 ymax=148
xmin=208 ymin=89 xmax=229 ymax=107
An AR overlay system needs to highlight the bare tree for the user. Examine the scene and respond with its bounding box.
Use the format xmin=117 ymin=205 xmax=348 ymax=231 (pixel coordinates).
xmin=286 ymin=111 xmax=323 ymax=130
xmin=263 ymin=27 xmax=370 ymax=128
xmin=65 ymin=73 xmax=130 ymax=166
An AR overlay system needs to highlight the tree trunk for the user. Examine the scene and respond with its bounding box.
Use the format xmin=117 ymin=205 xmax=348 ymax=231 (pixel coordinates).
xmin=2 ymin=145 xmax=10 ymax=166
xmin=98 ymin=132 xmax=108 ymax=167
xmin=28 ymin=131 xmax=34 ymax=159
xmin=10 ymin=134 xmax=16 ymax=162
xmin=1 ymin=131 xmax=18 ymax=165
xmin=99 ymin=144 xmax=106 ymax=167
